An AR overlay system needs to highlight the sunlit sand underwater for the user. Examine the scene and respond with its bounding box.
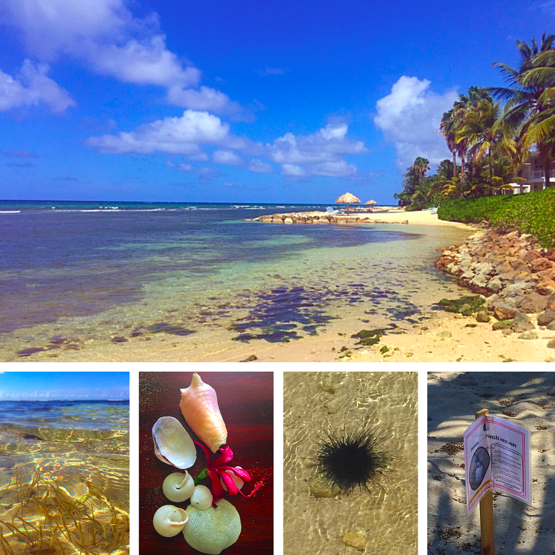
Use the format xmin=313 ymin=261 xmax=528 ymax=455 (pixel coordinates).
xmin=283 ymin=372 xmax=418 ymax=554
xmin=0 ymin=202 xmax=471 ymax=360
xmin=0 ymin=400 xmax=129 ymax=554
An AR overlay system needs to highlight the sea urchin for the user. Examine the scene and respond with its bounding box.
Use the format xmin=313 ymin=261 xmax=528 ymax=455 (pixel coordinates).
xmin=315 ymin=426 xmax=389 ymax=493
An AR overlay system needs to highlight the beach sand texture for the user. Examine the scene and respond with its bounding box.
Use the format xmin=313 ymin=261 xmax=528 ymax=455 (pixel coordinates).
xmin=284 ymin=372 xmax=417 ymax=554
xmin=428 ymin=372 xmax=555 ymax=554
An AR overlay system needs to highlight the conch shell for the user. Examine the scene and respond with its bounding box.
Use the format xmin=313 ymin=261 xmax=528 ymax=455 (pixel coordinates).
xmin=180 ymin=373 xmax=228 ymax=453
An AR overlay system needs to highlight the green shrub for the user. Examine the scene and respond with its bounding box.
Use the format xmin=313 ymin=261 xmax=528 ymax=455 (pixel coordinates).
xmin=438 ymin=188 xmax=555 ymax=247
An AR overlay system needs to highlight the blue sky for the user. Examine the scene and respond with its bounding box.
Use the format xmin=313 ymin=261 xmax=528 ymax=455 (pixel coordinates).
xmin=0 ymin=0 xmax=553 ymax=204
xmin=0 ymin=372 xmax=129 ymax=400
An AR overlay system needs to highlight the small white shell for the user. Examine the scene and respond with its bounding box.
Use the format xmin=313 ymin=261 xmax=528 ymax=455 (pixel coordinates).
xmin=183 ymin=499 xmax=241 ymax=555
xmin=163 ymin=471 xmax=195 ymax=503
xmin=220 ymin=467 xmax=245 ymax=492
xmin=153 ymin=505 xmax=189 ymax=537
xmin=190 ymin=485 xmax=213 ymax=510
xmin=152 ymin=416 xmax=196 ymax=469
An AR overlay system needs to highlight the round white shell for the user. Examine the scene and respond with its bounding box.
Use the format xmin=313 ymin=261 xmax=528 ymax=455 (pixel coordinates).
xmin=191 ymin=484 xmax=213 ymax=510
xmin=220 ymin=466 xmax=245 ymax=492
xmin=153 ymin=505 xmax=189 ymax=537
xmin=183 ymin=499 xmax=241 ymax=554
xmin=152 ymin=416 xmax=196 ymax=469
xmin=163 ymin=471 xmax=195 ymax=503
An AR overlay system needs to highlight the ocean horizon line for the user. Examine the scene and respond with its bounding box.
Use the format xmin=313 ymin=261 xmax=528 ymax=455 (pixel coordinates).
xmin=0 ymin=398 xmax=130 ymax=402
xmin=0 ymin=199 xmax=392 ymax=206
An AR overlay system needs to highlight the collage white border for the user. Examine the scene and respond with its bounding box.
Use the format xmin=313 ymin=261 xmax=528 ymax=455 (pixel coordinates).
xmin=1 ymin=361 xmax=547 ymax=554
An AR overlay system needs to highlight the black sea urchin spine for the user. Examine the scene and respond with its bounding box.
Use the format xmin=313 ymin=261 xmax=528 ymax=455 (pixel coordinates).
xmin=316 ymin=426 xmax=389 ymax=493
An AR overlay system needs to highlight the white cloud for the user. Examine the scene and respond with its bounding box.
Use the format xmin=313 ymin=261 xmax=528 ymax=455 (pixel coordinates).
xmin=88 ymin=115 xmax=366 ymax=179
xmin=0 ymin=0 xmax=131 ymax=59
xmin=247 ymin=159 xmax=273 ymax=173
xmin=213 ymin=150 xmax=243 ymax=165
xmin=0 ymin=59 xmax=75 ymax=113
xmin=87 ymin=36 xmax=200 ymax=88
xmin=0 ymin=0 xmax=245 ymax=112
xmin=167 ymin=85 xmax=247 ymax=119
xmin=374 ymin=76 xmax=458 ymax=169
xmin=270 ymin=123 xmax=365 ymax=165
xmin=311 ymin=160 xmax=357 ymax=177
xmin=268 ymin=122 xmax=366 ymax=177
xmin=85 ymin=109 xmax=231 ymax=155
xmin=281 ymin=164 xmax=307 ymax=177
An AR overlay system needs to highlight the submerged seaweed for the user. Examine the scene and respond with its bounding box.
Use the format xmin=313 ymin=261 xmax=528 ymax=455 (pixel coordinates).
xmin=0 ymin=470 xmax=129 ymax=555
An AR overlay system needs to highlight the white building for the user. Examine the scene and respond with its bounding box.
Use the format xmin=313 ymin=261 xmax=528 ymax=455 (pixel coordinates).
xmin=510 ymin=152 xmax=555 ymax=194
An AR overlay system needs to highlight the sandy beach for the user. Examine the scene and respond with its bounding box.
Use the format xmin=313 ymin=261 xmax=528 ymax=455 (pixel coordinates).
xmin=428 ymin=372 xmax=555 ymax=554
xmin=25 ymin=305 xmax=554 ymax=362
xmin=253 ymin=208 xmax=472 ymax=228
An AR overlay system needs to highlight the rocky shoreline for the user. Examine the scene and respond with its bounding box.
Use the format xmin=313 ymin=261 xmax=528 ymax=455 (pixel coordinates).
xmin=248 ymin=210 xmax=410 ymax=225
xmin=436 ymin=228 xmax=555 ymax=347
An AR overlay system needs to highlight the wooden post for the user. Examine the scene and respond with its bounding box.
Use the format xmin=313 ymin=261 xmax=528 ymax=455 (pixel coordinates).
xmin=475 ymin=408 xmax=495 ymax=555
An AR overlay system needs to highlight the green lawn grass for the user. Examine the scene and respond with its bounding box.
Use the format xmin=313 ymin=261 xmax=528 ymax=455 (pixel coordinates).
xmin=437 ymin=188 xmax=555 ymax=248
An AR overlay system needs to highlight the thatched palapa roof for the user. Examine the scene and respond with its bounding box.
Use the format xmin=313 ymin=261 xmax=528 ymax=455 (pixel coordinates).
xmin=335 ymin=192 xmax=361 ymax=204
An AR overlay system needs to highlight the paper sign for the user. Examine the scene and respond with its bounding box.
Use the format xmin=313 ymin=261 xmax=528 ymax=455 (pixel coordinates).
xmin=463 ymin=414 xmax=530 ymax=514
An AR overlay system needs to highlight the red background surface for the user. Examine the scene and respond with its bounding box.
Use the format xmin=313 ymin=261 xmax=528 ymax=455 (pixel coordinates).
xmin=139 ymin=371 xmax=273 ymax=554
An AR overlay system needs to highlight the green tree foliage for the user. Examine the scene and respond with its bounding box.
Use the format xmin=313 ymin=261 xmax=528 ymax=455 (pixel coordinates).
xmin=490 ymin=33 xmax=555 ymax=185
xmin=398 ymin=33 xmax=555 ymax=207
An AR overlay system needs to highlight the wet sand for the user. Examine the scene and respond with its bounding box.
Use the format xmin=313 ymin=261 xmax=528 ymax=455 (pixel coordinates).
xmin=428 ymin=372 xmax=555 ymax=554
xmin=283 ymin=372 xmax=417 ymax=555
xmin=22 ymin=306 xmax=554 ymax=362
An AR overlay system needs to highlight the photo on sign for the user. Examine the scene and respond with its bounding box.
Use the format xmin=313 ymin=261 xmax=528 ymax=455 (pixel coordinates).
xmin=468 ymin=446 xmax=490 ymax=491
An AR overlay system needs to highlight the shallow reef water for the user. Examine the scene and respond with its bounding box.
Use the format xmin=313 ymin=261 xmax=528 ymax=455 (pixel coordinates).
xmin=0 ymin=401 xmax=129 ymax=555
xmin=0 ymin=202 xmax=472 ymax=359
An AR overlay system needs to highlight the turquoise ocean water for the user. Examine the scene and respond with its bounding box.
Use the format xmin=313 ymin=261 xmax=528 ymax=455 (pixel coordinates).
xmin=0 ymin=200 xmax=470 ymax=360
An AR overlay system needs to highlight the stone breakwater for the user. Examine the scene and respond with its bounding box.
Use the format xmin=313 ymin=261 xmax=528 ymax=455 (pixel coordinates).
xmin=437 ymin=228 xmax=555 ymax=343
xmin=248 ymin=211 xmax=409 ymax=225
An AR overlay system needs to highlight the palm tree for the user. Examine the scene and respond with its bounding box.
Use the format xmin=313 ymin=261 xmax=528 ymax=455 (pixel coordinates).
xmin=448 ymin=88 xmax=491 ymax=183
xmin=439 ymin=110 xmax=458 ymax=178
xmin=412 ymin=156 xmax=430 ymax=182
xmin=456 ymin=94 xmax=502 ymax=188
xmin=490 ymin=34 xmax=555 ymax=186
xmin=396 ymin=157 xmax=430 ymax=207
xmin=499 ymin=129 xmax=530 ymax=179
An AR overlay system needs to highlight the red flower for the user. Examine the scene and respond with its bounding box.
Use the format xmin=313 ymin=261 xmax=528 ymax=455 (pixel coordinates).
xmin=194 ymin=441 xmax=266 ymax=504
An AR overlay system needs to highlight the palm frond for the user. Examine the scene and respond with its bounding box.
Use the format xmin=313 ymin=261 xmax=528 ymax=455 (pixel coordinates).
xmin=488 ymin=86 xmax=524 ymax=102
xmin=531 ymin=50 xmax=555 ymax=67
xmin=522 ymin=114 xmax=555 ymax=148
xmin=491 ymin=63 xmax=519 ymax=85
xmin=537 ymin=87 xmax=555 ymax=107
xmin=520 ymin=67 xmax=555 ymax=88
